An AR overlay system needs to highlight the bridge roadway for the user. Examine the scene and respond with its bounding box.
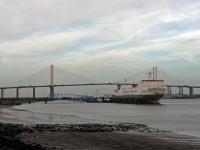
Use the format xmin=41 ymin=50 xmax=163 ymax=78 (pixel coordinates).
xmin=0 ymin=83 xmax=131 ymax=99
xmin=1 ymin=84 xmax=200 ymax=89
xmin=0 ymin=83 xmax=199 ymax=99
xmin=0 ymin=83 xmax=133 ymax=89
xmin=165 ymin=85 xmax=200 ymax=97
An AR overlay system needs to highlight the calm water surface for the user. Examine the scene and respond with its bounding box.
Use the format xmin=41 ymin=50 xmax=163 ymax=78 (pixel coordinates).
xmin=2 ymin=99 xmax=200 ymax=138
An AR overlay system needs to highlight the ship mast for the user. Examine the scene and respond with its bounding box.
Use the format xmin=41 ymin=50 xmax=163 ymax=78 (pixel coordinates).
xmin=146 ymin=71 xmax=152 ymax=79
xmin=147 ymin=66 xmax=157 ymax=79
xmin=155 ymin=66 xmax=157 ymax=79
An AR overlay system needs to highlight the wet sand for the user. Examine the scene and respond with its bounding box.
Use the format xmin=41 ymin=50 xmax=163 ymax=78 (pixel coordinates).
xmin=1 ymin=104 xmax=200 ymax=149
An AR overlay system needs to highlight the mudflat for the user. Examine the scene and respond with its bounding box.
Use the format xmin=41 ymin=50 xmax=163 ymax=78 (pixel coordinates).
xmin=18 ymin=130 xmax=200 ymax=150
xmin=0 ymin=122 xmax=200 ymax=150
xmin=1 ymin=103 xmax=200 ymax=149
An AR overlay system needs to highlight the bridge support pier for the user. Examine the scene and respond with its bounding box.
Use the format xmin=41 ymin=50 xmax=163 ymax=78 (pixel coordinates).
xmin=50 ymin=86 xmax=54 ymax=99
xmin=1 ymin=89 xmax=4 ymax=98
xmin=189 ymin=87 xmax=194 ymax=97
xmin=16 ymin=88 xmax=19 ymax=99
xmin=33 ymin=87 xmax=35 ymax=99
xmin=167 ymin=86 xmax=171 ymax=94
xmin=179 ymin=87 xmax=183 ymax=95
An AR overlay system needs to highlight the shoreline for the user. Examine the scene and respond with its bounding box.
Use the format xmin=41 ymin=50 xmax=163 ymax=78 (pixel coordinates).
xmin=1 ymin=102 xmax=200 ymax=149
xmin=1 ymin=121 xmax=200 ymax=149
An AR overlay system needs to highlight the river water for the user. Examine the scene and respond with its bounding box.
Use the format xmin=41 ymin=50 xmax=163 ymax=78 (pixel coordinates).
xmin=1 ymin=98 xmax=200 ymax=138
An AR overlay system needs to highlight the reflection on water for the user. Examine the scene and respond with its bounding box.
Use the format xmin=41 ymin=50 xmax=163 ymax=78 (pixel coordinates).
xmin=1 ymin=99 xmax=200 ymax=138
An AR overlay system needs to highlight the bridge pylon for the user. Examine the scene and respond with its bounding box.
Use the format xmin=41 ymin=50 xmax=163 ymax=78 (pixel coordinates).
xmin=50 ymin=64 xmax=54 ymax=99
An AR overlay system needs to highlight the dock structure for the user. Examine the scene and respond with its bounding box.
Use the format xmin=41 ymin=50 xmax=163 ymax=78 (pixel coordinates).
xmin=93 ymin=94 xmax=111 ymax=102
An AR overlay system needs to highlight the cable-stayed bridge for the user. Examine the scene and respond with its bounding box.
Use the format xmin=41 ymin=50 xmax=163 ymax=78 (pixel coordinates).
xmin=0 ymin=65 xmax=200 ymax=100
xmin=0 ymin=65 xmax=133 ymax=99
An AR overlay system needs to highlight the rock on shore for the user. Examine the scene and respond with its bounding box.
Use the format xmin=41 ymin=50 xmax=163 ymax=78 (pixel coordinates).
xmin=29 ymin=123 xmax=170 ymax=133
xmin=0 ymin=122 xmax=169 ymax=149
xmin=2 ymin=122 xmax=200 ymax=150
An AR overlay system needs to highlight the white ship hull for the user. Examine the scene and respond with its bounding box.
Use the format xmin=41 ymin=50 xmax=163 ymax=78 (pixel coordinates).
xmin=110 ymin=66 xmax=166 ymax=104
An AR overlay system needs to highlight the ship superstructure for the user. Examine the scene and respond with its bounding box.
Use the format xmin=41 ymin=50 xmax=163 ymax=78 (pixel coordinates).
xmin=110 ymin=66 xmax=166 ymax=104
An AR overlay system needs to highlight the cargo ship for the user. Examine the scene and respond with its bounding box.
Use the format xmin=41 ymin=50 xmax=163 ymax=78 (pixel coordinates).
xmin=110 ymin=66 xmax=166 ymax=104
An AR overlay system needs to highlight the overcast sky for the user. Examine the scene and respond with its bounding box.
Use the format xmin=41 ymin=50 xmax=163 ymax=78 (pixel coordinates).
xmin=1 ymin=0 xmax=200 ymax=89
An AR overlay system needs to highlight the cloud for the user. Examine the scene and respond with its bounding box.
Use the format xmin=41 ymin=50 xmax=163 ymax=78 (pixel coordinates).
xmin=170 ymin=51 xmax=200 ymax=63
xmin=0 ymin=0 xmax=136 ymax=39
xmin=0 ymin=0 xmax=200 ymax=87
